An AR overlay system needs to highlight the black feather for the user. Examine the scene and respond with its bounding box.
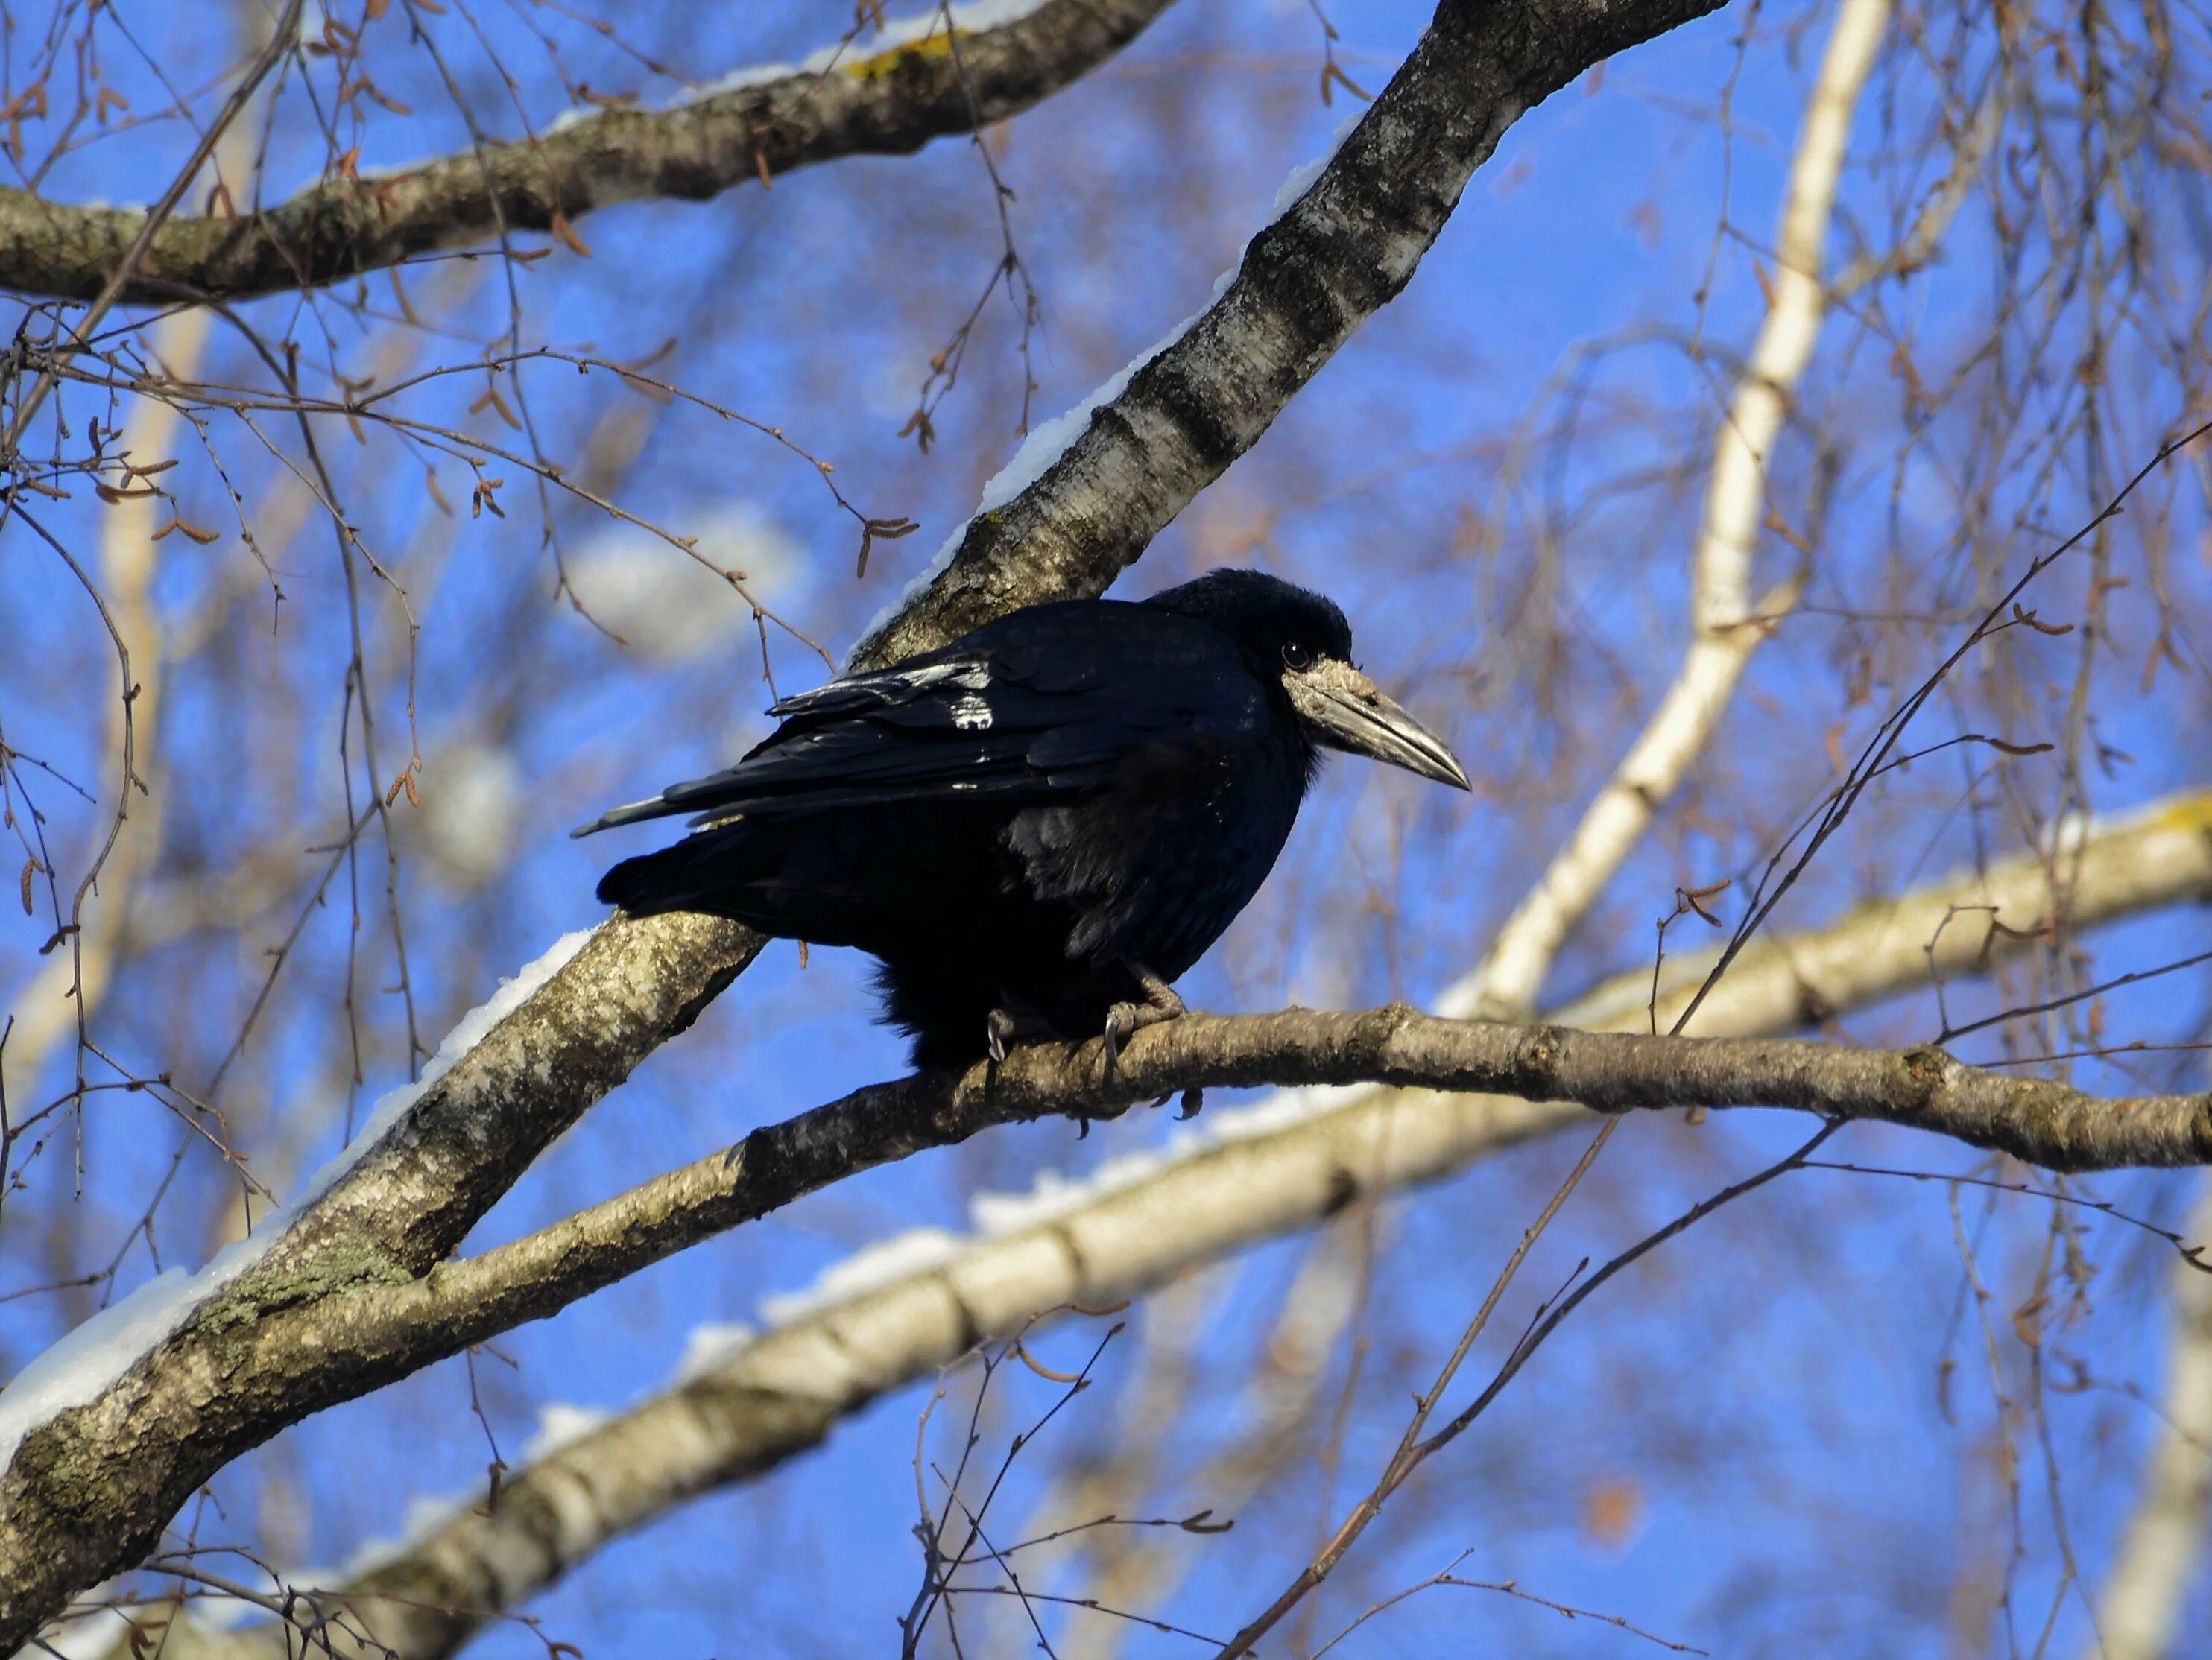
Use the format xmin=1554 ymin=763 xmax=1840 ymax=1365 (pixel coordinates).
xmin=583 ymin=569 xmax=1371 ymax=1067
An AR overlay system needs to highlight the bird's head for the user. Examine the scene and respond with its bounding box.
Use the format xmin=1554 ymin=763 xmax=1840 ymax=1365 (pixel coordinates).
xmin=1147 ymin=568 xmax=1472 ymax=792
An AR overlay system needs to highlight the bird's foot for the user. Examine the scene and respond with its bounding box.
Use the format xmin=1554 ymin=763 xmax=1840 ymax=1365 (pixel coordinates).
xmin=986 ymin=1007 xmax=1017 ymax=1065
xmin=1102 ymin=963 xmax=1186 ymax=1069
xmin=985 ymin=1005 xmax=1053 ymax=1065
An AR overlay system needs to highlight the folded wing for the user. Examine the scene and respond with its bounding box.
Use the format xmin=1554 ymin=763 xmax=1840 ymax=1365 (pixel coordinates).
xmin=571 ymin=602 xmax=1264 ymax=837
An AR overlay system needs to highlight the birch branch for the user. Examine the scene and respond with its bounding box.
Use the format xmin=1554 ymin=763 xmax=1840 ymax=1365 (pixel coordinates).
xmin=2085 ymin=1170 xmax=2212 ymax=1660
xmin=2 ymin=96 xmax=268 ymax=1105
xmin=0 ymin=0 xmax=1731 ymax=1645
xmin=0 ymin=0 xmax=1176 ymax=304
xmin=1464 ymin=0 xmax=1892 ymax=1019
xmin=104 ymin=791 xmax=2212 ymax=1660
xmin=0 ymin=316 xmax=186 ymax=1101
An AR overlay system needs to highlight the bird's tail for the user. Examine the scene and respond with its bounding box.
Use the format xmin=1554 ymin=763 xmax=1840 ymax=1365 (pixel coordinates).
xmin=594 ymin=834 xmax=760 ymax=916
xmin=593 ymin=815 xmax=814 ymax=922
xmin=595 ymin=844 xmax=689 ymax=913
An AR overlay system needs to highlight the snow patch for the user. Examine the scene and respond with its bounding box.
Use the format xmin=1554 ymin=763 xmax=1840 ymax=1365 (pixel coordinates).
xmin=0 ymin=930 xmax=593 ymax=1471
xmin=969 ymin=1156 xmax=1163 ymax=1236
xmin=759 ymin=1228 xmax=966 ymax=1326
xmin=675 ymin=1320 xmax=760 ymax=1381
xmin=522 ymin=1401 xmax=612 ymax=1463
xmin=312 ymin=1478 xmax=485 ymax=1591
xmin=967 ymin=1083 xmax=1365 ymax=1234
xmin=287 ymin=928 xmax=593 ymax=1212
xmin=752 ymin=1082 xmax=1375 ymax=1323
xmin=850 ymin=308 xmax=1196 ymax=661
xmin=12 ymin=1606 xmax=133 ymax=1659
xmin=694 ymin=0 xmax=1049 ymax=99
xmin=1270 ymin=112 xmax=1361 ymax=215
xmin=549 ymin=0 xmax=1055 ymax=134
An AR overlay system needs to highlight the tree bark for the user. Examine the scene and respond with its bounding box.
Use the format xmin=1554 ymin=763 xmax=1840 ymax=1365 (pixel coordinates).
xmin=0 ymin=0 xmax=1178 ymax=304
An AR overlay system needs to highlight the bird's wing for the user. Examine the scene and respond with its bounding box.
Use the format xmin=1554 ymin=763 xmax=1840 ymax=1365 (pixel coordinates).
xmin=571 ymin=604 xmax=1264 ymax=837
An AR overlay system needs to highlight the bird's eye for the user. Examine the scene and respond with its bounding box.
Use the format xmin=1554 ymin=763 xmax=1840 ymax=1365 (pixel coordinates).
xmin=1282 ymin=642 xmax=1313 ymax=672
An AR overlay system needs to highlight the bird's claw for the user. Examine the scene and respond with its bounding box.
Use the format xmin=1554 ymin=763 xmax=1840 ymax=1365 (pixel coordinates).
xmin=1102 ymin=1004 xmax=1134 ymax=1068
xmin=985 ymin=1007 xmax=1020 ymax=1066
xmin=1142 ymin=1087 xmax=1204 ymax=1118
xmin=1102 ymin=962 xmax=1186 ymax=1071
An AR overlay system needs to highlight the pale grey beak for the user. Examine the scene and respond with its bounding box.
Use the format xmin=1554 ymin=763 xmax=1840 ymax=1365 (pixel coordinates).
xmin=1284 ymin=659 xmax=1472 ymax=791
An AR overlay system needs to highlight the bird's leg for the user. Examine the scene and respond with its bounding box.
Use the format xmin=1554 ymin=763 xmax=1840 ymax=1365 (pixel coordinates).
xmin=1102 ymin=960 xmax=1187 ymax=1068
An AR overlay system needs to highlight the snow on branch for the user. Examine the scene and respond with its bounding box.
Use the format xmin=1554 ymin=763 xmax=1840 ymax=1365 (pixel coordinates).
xmin=0 ymin=930 xmax=591 ymax=1475
xmin=0 ymin=0 xmax=1174 ymax=303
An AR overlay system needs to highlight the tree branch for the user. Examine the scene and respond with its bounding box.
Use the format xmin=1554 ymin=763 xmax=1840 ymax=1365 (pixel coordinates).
xmin=0 ymin=0 xmax=1733 ymax=1643
xmin=0 ymin=0 xmax=1176 ymax=304
xmin=2082 ymin=1170 xmax=2212 ymax=1660
xmin=90 ymin=789 xmax=2212 ymax=1660
xmin=34 ymin=1016 xmax=2212 ymax=1652
xmin=37 ymin=1010 xmax=2212 ymax=1648
xmin=850 ymin=0 xmax=1732 ymax=669
xmin=429 ymin=1013 xmax=2212 ymax=1363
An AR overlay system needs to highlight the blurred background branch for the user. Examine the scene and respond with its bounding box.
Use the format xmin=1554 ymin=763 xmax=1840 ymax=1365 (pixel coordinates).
xmin=1 ymin=0 xmax=2208 ymax=1652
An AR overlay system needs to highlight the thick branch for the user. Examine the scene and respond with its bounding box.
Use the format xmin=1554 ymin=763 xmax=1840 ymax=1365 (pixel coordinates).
xmin=0 ymin=913 xmax=762 ymax=1647
xmin=850 ymin=0 xmax=1731 ymax=668
xmin=27 ymin=1016 xmax=2212 ymax=1635
xmin=429 ymin=1016 xmax=2212 ymax=1363
xmin=0 ymin=0 xmax=1175 ymax=303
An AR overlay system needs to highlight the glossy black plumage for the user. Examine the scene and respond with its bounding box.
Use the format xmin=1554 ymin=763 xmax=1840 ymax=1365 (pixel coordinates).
xmin=579 ymin=569 xmax=1466 ymax=1068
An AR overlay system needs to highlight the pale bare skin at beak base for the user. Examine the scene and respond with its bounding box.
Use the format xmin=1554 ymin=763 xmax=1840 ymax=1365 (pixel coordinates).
xmin=1283 ymin=657 xmax=1473 ymax=792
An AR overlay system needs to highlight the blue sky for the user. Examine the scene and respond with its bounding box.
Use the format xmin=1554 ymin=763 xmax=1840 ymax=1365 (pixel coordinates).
xmin=3 ymin=0 xmax=2211 ymax=1653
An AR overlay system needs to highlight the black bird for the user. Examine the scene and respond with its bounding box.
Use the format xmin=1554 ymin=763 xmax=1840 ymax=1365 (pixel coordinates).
xmin=575 ymin=569 xmax=1470 ymax=1068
